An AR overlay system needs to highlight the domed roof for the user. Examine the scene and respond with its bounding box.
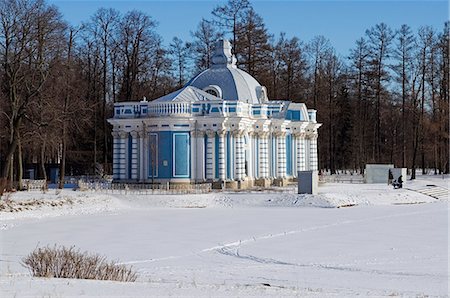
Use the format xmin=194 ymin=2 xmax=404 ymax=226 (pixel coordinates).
xmin=186 ymin=40 xmax=266 ymax=104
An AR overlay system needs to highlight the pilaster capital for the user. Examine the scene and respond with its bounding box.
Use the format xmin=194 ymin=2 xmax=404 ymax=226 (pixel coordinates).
xmin=273 ymin=131 xmax=286 ymax=137
xmin=118 ymin=131 xmax=128 ymax=139
xmin=293 ymin=132 xmax=305 ymax=138
xmin=217 ymin=129 xmax=227 ymax=137
xmin=206 ymin=129 xmax=216 ymax=138
xmin=231 ymin=129 xmax=243 ymax=137
xmin=137 ymin=130 xmax=146 ymax=138
xmin=130 ymin=131 xmax=138 ymax=138
xmin=310 ymin=134 xmax=318 ymax=140
xmin=112 ymin=131 xmax=120 ymax=138
xmin=255 ymin=131 xmax=267 ymax=138
xmin=247 ymin=131 xmax=256 ymax=137
xmin=191 ymin=129 xmax=204 ymax=138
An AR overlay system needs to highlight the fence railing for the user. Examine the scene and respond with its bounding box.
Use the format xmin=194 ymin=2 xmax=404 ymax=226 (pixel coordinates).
xmin=246 ymin=186 xmax=297 ymax=194
xmin=78 ymin=181 xmax=212 ymax=194
xmin=147 ymin=102 xmax=191 ymax=116
xmin=319 ymin=174 xmax=364 ymax=184
xmin=21 ymin=179 xmax=47 ymax=190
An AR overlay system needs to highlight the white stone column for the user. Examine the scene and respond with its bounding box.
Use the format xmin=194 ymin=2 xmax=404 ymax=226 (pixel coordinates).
xmin=205 ymin=130 xmax=215 ymax=180
xmin=258 ymin=132 xmax=269 ymax=179
xmin=292 ymin=133 xmax=297 ymax=177
xmin=191 ymin=130 xmax=205 ymax=182
xmin=190 ymin=130 xmax=196 ymax=181
xmin=246 ymin=132 xmax=253 ymax=179
xmin=276 ymin=132 xmax=287 ymax=178
xmin=218 ymin=130 xmax=226 ymax=180
xmin=298 ymin=133 xmax=306 ymax=171
xmin=138 ymin=131 xmax=145 ymax=181
xmin=234 ymin=130 xmax=244 ymax=181
xmin=305 ymin=137 xmax=311 ymax=170
xmin=112 ymin=131 xmax=120 ymax=180
xmin=198 ymin=131 xmax=206 ymax=181
xmin=130 ymin=131 xmax=139 ymax=180
xmin=228 ymin=132 xmax=233 ymax=180
xmin=118 ymin=131 xmax=128 ymax=180
xmin=250 ymin=132 xmax=259 ymax=179
xmin=310 ymin=134 xmax=318 ymax=171
xmin=269 ymin=133 xmax=276 ymax=178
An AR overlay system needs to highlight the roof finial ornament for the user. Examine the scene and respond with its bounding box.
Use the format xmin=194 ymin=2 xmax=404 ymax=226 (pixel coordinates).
xmin=211 ymin=39 xmax=237 ymax=68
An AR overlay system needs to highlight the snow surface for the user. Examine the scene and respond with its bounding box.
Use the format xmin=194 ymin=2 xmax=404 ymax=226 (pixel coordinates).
xmin=0 ymin=175 xmax=448 ymax=297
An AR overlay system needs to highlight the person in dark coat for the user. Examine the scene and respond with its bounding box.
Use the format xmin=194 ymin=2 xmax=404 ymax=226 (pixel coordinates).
xmin=398 ymin=175 xmax=403 ymax=188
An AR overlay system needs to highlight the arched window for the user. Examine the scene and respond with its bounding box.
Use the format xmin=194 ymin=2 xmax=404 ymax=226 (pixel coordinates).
xmin=203 ymin=85 xmax=222 ymax=99
xmin=256 ymin=86 xmax=268 ymax=103
xmin=205 ymin=89 xmax=218 ymax=97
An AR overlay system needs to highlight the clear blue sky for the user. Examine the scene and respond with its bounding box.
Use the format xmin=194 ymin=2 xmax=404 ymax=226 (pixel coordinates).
xmin=48 ymin=0 xmax=448 ymax=56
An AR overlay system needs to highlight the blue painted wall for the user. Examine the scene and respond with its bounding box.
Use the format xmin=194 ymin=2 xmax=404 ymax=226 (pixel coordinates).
xmin=286 ymin=134 xmax=292 ymax=176
xmin=174 ymin=133 xmax=190 ymax=177
xmin=286 ymin=110 xmax=302 ymax=121
xmin=157 ymin=131 xmax=172 ymax=178
xmin=151 ymin=131 xmax=190 ymax=179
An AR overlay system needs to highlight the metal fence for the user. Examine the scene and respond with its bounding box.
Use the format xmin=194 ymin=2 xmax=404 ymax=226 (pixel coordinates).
xmin=20 ymin=179 xmax=47 ymax=190
xmin=245 ymin=186 xmax=298 ymax=194
xmin=78 ymin=181 xmax=212 ymax=195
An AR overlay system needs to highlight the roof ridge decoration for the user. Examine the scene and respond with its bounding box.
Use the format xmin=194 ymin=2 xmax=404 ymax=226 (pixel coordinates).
xmin=211 ymin=39 xmax=237 ymax=69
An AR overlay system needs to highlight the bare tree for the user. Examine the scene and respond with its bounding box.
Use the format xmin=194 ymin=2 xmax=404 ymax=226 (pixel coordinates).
xmin=349 ymin=37 xmax=370 ymax=172
xmin=191 ymin=18 xmax=222 ymax=72
xmin=89 ymin=8 xmax=120 ymax=169
xmin=274 ymin=33 xmax=305 ymax=100
xmin=169 ymin=37 xmax=191 ymax=88
xmin=323 ymin=51 xmax=342 ymax=174
xmin=415 ymin=26 xmax=435 ymax=175
xmin=365 ymin=23 xmax=394 ymax=161
xmin=0 ymin=0 xmax=66 ymax=190
xmin=146 ymin=42 xmax=173 ymax=99
xmin=58 ymin=27 xmax=78 ymax=188
xmin=211 ymin=0 xmax=249 ymax=53
xmin=394 ymin=24 xmax=415 ymax=168
xmin=117 ymin=10 xmax=158 ymax=101
xmin=437 ymin=22 xmax=449 ymax=174
xmin=235 ymin=8 xmax=271 ymax=76
xmin=307 ymin=36 xmax=332 ymax=109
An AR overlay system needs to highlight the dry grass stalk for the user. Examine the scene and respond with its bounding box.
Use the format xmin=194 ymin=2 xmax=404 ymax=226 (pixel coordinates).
xmin=22 ymin=245 xmax=137 ymax=282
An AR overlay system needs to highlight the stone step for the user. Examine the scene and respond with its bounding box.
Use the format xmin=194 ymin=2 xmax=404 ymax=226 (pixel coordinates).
xmin=412 ymin=186 xmax=449 ymax=200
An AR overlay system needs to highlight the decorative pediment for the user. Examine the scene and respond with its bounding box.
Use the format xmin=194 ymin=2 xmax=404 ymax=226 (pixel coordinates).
xmin=153 ymin=86 xmax=221 ymax=103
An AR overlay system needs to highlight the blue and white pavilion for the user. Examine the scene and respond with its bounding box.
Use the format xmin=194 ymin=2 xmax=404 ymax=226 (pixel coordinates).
xmin=108 ymin=40 xmax=321 ymax=188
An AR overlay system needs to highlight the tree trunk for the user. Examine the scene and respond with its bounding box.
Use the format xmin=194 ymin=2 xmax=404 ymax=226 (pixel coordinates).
xmin=401 ymin=55 xmax=406 ymax=168
xmin=2 ymin=117 xmax=22 ymax=190
xmin=103 ymin=39 xmax=108 ymax=171
xmin=59 ymin=125 xmax=67 ymax=189
xmin=59 ymin=29 xmax=74 ymax=189
xmin=17 ymin=136 xmax=23 ymax=190
xmin=40 ymin=140 xmax=47 ymax=182
xmin=420 ymin=48 xmax=426 ymax=175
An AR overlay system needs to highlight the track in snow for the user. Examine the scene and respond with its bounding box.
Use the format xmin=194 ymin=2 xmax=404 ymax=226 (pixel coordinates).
xmin=118 ymin=207 xmax=444 ymax=266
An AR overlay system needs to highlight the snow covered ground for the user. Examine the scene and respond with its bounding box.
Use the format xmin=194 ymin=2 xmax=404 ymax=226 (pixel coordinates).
xmin=0 ymin=175 xmax=448 ymax=297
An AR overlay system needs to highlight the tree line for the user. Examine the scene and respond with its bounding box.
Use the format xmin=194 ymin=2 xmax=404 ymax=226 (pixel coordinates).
xmin=0 ymin=0 xmax=448 ymax=191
